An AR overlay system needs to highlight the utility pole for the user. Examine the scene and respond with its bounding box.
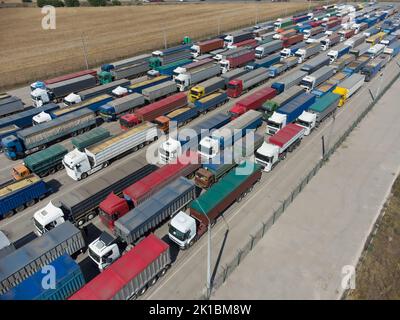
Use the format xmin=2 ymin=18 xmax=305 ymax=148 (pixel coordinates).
xmin=81 ymin=33 xmax=89 ymax=70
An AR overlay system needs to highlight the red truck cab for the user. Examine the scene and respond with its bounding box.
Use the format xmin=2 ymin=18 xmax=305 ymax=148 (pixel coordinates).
xmin=228 ymin=104 xmax=246 ymax=119
xmin=99 ymin=192 xmax=130 ymax=230
xmin=226 ymin=79 xmax=243 ymax=98
xmin=119 ymin=113 xmax=140 ymax=130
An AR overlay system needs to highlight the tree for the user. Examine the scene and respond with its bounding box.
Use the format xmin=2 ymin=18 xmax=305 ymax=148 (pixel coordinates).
xmin=37 ymin=0 xmax=64 ymax=7
xmin=65 ymin=0 xmax=80 ymax=7
xmin=87 ymin=0 xmax=107 ymax=6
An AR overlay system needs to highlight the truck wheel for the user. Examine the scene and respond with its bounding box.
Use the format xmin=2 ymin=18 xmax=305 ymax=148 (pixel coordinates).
xmin=153 ymin=136 xmax=158 ymax=141
xmin=71 ymin=131 xmax=78 ymax=137
xmin=188 ymin=172 xmax=195 ymax=179
xmin=49 ymin=168 xmax=56 ymax=175
xmin=149 ymin=276 xmax=158 ymax=286
xmin=133 ymin=146 xmax=139 ymax=152
xmin=138 ymin=285 xmax=148 ymax=296
xmin=128 ymin=293 xmax=137 ymax=300
xmin=3 ymin=211 xmax=15 ymax=219
xmin=26 ymin=199 xmax=37 ymax=207
xmin=39 ymin=171 xmax=48 ymax=178
xmin=80 ymin=172 xmax=88 ymax=180
xmin=87 ymin=212 xmax=96 ymax=220
xmin=237 ymin=194 xmax=243 ymax=202
xmin=56 ymin=163 xmax=64 ymax=171
xmin=159 ymin=266 xmax=169 ymax=277
xmin=77 ymin=219 xmax=85 ymax=227
xmin=139 ymin=143 xmax=144 ymax=149
xmin=188 ymin=239 xmax=195 ymax=247
xmin=103 ymin=161 xmax=110 ymax=168
xmin=15 ymin=205 xmax=25 ymax=213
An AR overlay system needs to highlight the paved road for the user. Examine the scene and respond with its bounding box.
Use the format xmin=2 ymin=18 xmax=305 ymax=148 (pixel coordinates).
xmin=143 ymin=57 xmax=400 ymax=300
xmin=213 ymin=75 xmax=400 ymax=300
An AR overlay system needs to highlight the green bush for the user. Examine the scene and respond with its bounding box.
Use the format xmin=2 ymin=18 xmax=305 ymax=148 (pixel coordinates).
xmin=112 ymin=0 xmax=121 ymax=5
xmin=65 ymin=0 xmax=80 ymax=6
xmin=37 ymin=0 xmax=65 ymax=7
xmin=87 ymin=0 xmax=107 ymax=6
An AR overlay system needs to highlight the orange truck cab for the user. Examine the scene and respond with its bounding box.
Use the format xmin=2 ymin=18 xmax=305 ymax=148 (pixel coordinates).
xmin=12 ymin=164 xmax=31 ymax=181
xmin=154 ymin=116 xmax=170 ymax=133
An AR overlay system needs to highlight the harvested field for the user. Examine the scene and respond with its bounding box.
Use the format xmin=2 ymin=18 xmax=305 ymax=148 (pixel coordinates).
xmin=0 ymin=2 xmax=314 ymax=89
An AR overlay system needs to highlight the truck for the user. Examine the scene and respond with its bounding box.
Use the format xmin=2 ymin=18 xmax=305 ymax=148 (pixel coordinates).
xmin=304 ymin=26 xmax=324 ymax=39
xmin=0 ymin=175 xmax=52 ymax=219
xmin=384 ymin=40 xmax=400 ymax=57
xmin=274 ymin=17 xmax=294 ymax=30
xmin=227 ymin=67 xmax=270 ymax=98
xmin=268 ymin=56 xmax=298 ymax=77
xmin=191 ymin=38 xmax=224 ymax=58
xmin=169 ymin=161 xmax=261 ymax=249
xmin=261 ymin=86 xmax=304 ymax=121
xmin=99 ymin=152 xmax=200 ymax=231
xmin=188 ymin=77 xmax=225 ymax=102
xmin=280 ymin=41 xmax=306 ymax=58
xmin=154 ymin=106 xmax=199 ymax=133
xmin=343 ymin=55 xmax=371 ymax=75
xmin=72 ymin=79 xmax=130 ymax=102
xmin=70 ymin=234 xmax=170 ymax=299
xmin=0 ymin=231 xmax=15 ymax=259
xmin=0 ymin=222 xmax=85 ymax=295
xmin=71 ymin=127 xmax=110 ymax=152
xmin=149 ymin=44 xmax=192 ymax=69
xmin=173 ymin=58 xmax=215 ymax=79
xmin=91 ymin=177 xmax=195 ymax=270
xmin=331 ymin=53 xmax=356 ymax=71
xmin=0 ymin=97 xmax=24 ymax=118
xmin=344 ymin=34 xmax=367 ymax=48
xmin=301 ymin=54 xmax=331 ymax=74
xmin=295 ymin=43 xmax=320 ymax=63
xmin=119 ymin=92 xmax=187 ymax=129
xmin=158 ymin=112 xmax=230 ymax=164
xmin=63 ymin=122 xmax=158 ymax=181
xmin=2 ymin=109 xmax=96 ymax=160
xmin=245 ymin=53 xmax=281 ymax=70
xmin=349 ymin=43 xmax=370 ymax=57
xmin=0 ymin=253 xmax=85 ymax=300
xmin=310 ymin=82 xmax=336 ymax=98
xmin=213 ymin=47 xmax=248 ymax=62
xmin=323 ymin=18 xmax=342 ymax=31
xmin=228 ymin=87 xmax=277 ymax=119
xmin=117 ymin=75 xmax=170 ymax=98
xmin=255 ymin=40 xmax=283 ymax=58
xmin=326 ymin=71 xmax=348 ymax=86
xmin=98 ymin=94 xmax=145 ymax=122
xmin=363 ymin=26 xmax=379 ymax=37
xmin=149 ymin=59 xmax=192 ymax=77
xmin=306 ymin=32 xmax=327 ymax=44
xmin=321 ymin=32 xmax=340 ymax=51
xmin=339 ymin=29 xmax=356 ymax=42
xmin=266 ymin=92 xmax=316 ymax=135
xmin=31 ymin=75 xmax=97 ymax=107
xmin=175 ymin=63 xmax=221 ymax=91
xmin=198 ymin=110 xmax=262 ymax=159
xmin=381 ymin=34 xmax=397 ymax=46
xmin=300 ymin=66 xmax=336 ymax=91
xmin=255 ymin=31 xmax=275 ymax=43
xmin=141 ymin=80 xmax=177 ymax=102
xmin=227 ymin=39 xmax=258 ymax=50
xmin=296 ymin=92 xmax=340 ymax=135
xmin=328 ymin=44 xmax=351 ymax=62
xmin=367 ymin=43 xmax=385 ymax=57
xmin=224 ymin=31 xmax=254 ymax=46
xmin=33 ymin=94 xmax=113 ymax=125
xmin=273 ymin=29 xmax=297 ymax=40
xmin=255 ymin=123 xmax=306 ymax=172
xmin=332 ymin=73 xmax=366 ymax=106
xmin=33 ymin=161 xmax=158 ymax=234
xmin=220 ymin=49 xmax=255 ymax=73
xmin=271 ymin=70 xmax=308 ymax=93
xmin=0 ymin=103 xmax=59 ymax=130
xmin=361 ymin=54 xmax=389 ymax=81
xmin=193 ymin=90 xmax=228 ymax=112
xmin=12 ymin=144 xmax=68 ymax=180
xmin=220 ymin=67 xmax=249 ymax=85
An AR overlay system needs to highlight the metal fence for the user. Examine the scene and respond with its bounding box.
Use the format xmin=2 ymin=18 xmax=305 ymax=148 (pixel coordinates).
xmin=200 ymin=62 xmax=400 ymax=300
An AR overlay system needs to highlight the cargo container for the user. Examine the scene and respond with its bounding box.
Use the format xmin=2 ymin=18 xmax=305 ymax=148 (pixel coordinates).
xmin=0 ymin=97 xmax=24 ymax=118
xmin=349 ymin=43 xmax=370 ymax=57
xmin=90 ymin=178 xmax=195 ymax=270
xmin=255 ymin=40 xmax=283 ymax=58
xmin=310 ymin=82 xmax=336 ymax=98
xmin=189 ymin=77 xmax=225 ymax=102
xmin=280 ymin=41 xmax=307 ymax=58
xmin=141 ymin=80 xmax=177 ymax=102
xmin=191 ymin=38 xmax=224 ymax=58
xmin=333 ymin=73 xmax=366 ymax=106
xmin=2 ymin=109 xmax=96 ymax=160
xmin=220 ymin=49 xmax=255 ymax=73
xmin=70 ymin=234 xmax=170 ymax=299
xmin=175 ymin=63 xmax=221 ymax=91
xmin=266 ymin=92 xmax=316 ymax=135
xmin=245 ymin=53 xmax=281 ymax=70
xmin=224 ymin=31 xmax=254 ymax=46
xmin=120 ymin=92 xmax=187 ymax=129
xmin=0 ymin=103 xmax=59 ymax=130
xmin=0 ymin=231 xmax=15 ymax=259
xmin=31 ymin=69 xmax=97 ymax=91
xmin=273 ymin=29 xmax=297 ymax=40
xmin=33 ymin=161 xmax=158 ymax=234
xmin=150 ymin=59 xmax=192 ymax=77
xmin=173 ymin=59 xmax=215 ymax=79
xmin=195 ymin=133 xmax=263 ymax=189
xmin=344 ymin=34 xmax=367 ymax=48
xmin=0 ymin=254 xmax=85 ymax=300
xmin=261 ymin=85 xmax=304 ymax=120
xmin=295 ymin=42 xmax=320 ymax=63
xmin=328 ymin=44 xmax=351 ymax=62
xmin=343 ymin=55 xmax=371 ymax=75
xmin=31 ymin=75 xmax=97 ymax=107
xmin=64 ymin=122 xmax=158 ymax=181
xmin=300 ymin=66 xmax=336 ymax=91
xmin=384 ymin=40 xmax=400 ymax=57
xmin=77 ymin=79 xmax=130 ymax=101
xmin=99 ymin=94 xmax=145 ymax=122
xmin=361 ymin=54 xmax=389 ymax=81
xmin=0 ymin=222 xmax=85 ymax=294
xmin=296 ymin=92 xmax=340 ymax=135
xmin=255 ymin=124 xmax=306 ymax=172
xmin=149 ymin=44 xmax=192 ymax=69
xmin=268 ymin=56 xmax=298 ymax=78
xmin=158 ymin=112 xmax=230 ymax=164
xmin=331 ymin=53 xmax=356 ymax=71
xmin=198 ymin=110 xmax=262 ymax=159
xmin=304 ymin=26 xmax=324 ymax=39
xmin=228 ymin=38 xmax=258 ymax=50
xmin=321 ymin=33 xmax=340 ymax=51
xmin=169 ymin=161 xmax=261 ymax=249
xmin=227 ymin=67 xmax=269 ymax=98
xmin=12 ymin=144 xmax=68 ymax=180
xmin=229 ymin=87 xmax=277 ymax=119
xmin=271 ymin=70 xmax=307 ymax=93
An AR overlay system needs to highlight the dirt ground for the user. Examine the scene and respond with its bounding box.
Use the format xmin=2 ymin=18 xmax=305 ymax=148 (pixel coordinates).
xmin=0 ymin=2 xmax=313 ymax=89
xmin=345 ymin=174 xmax=400 ymax=300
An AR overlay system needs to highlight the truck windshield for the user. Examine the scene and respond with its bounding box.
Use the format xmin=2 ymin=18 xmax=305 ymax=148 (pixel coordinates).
xmin=227 ymin=83 xmax=237 ymax=90
xmin=169 ymin=225 xmax=186 ymax=241
xmin=33 ymin=217 xmax=46 ymax=233
xmin=267 ymin=120 xmax=281 ymax=130
xmin=190 ymin=89 xmax=200 ymax=96
xmin=176 ymin=79 xmax=185 ymax=86
xmin=119 ymin=118 xmax=132 ymax=128
xmin=255 ymin=49 xmax=264 ymax=56
xmin=300 ymin=79 xmax=313 ymax=89
xmin=296 ymin=119 xmax=311 ymax=128
xmin=255 ymin=151 xmax=272 ymax=164
xmin=88 ymin=247 xmax=101 ymax=263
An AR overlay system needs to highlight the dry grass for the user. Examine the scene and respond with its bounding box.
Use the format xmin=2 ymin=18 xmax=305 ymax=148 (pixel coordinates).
xmin=345 ymin=174 xmax=400 ymax=300
xmin=0 ymin=2 xmax=313 ymax=89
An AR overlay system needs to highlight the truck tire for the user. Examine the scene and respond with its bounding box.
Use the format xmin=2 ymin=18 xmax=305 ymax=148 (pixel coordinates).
xmin=153 ymin=136 xmax=158 ymax=141
xmin=159 ymin=264 xmax=170 ymax=277
xmin=103 ymin=161 xmax=110 ymax=168
xmin=133 ymin=146 xmax=139 ymax=152
xmin=149 ymin=276 xmax=158 ymax=286
xmin=77 ymin=219 xmax=85 ymax=227
xmin=49 ymin=168 xmax=56 ymax=175
xmin=139 ymin=143 xmax=144 ymax=149
xmin=87 ymin=211 xmax=96 ymax=220
xmin=26 ymin=199 xmax=36 ymax=207
xmin=56 ymin=163 xmax=64 ymax=171
xmin=80 ymin=172 xmax=88 ymax=180
xmin=3 ymin=211 xmax=15 ymax=219
xmin=39 ymin=171 xmax=49 ymax=178
xmin=15 ymin=205 xmax=25 ymax=213
xmin=138 ymin=285 xmax=148 ymax=296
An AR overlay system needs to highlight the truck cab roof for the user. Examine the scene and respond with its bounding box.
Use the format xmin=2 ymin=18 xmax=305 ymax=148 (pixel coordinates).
xmin=89 ymin=231 xmax=117 ymax=257
xmin=170 ymin=211 xmax=195 ymax=234
xmin=256 ymin=142 xmax=279 ymax=157
xmin=33 ymin=201 xmax=64 ymax=228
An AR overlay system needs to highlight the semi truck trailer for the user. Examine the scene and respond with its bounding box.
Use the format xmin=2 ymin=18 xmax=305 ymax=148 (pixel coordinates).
xmin=99 ymin=93 xmax=145 ymax=122
xmin=268 ymin=56 xmax=298 ymax=77
xmin=320 ymin=33 xmax=341 ymax=50
xmin=300 ymin=66 xmax=336 ymax=91
xmin=271 ymin=70 xmax=308 ymax=93
xmin=142 ymin=80 xmax=177 ymax=102
xmin=332 ymin=73 xmax=366 ymax=106
xmin=191 ymin=38 xmax=224 ymax=58
xmin=328 ymin=44 xmax=351 ymax=62
xmin=301 ymin=55 xmax=331 ymax=74
xmin=280 ymin=41 xmax=306 ymax=58
xmin=0 ymin=97 xmax=24 ymax=118
xmin=295 ymin=42 xmax=320 ymax=63
xmin=227 ymin=67 xmax=270 ymax=98
xmin=71 ymin=127 xmax=111 ymax=151
xmin=245 ymin=53 xmax=281 ymax=70
xmin=220 ymin=49 xmax=255 ymax=73
xmin=174 ymin=63 xmax=221 ymax=91
xmin=255 ymin=40 xmax=283 ymax=58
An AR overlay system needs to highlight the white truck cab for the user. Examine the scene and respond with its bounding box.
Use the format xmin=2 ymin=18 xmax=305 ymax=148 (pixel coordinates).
xmin=266 ymin=112 xmax=286 ymax=135
xmin=88 ymin=232 xmax=121 ymax=271
xmin=219 ymin=59 xmax=230 ymax=74
xmin=296 ymin=111 xmax=316 ymax=136
xmin=191 ymin=44 xmax=200 ymax=58
xmin=112 ymin=86 xmax=128 ymax=98
xmin=63 ymin=148 xmax=100 ymax=181
xmin=198 ymin=136 xmax=219 ymax=159
xmin=32 ymin=111 xmax=52 ymax=125
xmin=174 ymin=73 xmax=190 ymax=91
xmin=254 ymin=142 xmax=280 ymax=172
xmin=31 ymin=88 xmax=50 ymax=107
xmin=63 ymin=93 xmax=81 ymax=107
xmin=33 ymin=201 xmax=65 ymax=236
xmin=158 ymin=138 xmax=182 ymax=164
xmin=168 ymin=211 xmax=197 ymax=249
xmin=224 ymin=35 xmax=234 ymax=46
